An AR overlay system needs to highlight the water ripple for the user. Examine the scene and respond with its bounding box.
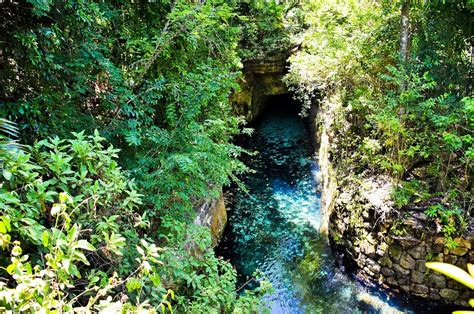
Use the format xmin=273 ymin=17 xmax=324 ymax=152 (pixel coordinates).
xmin=217 ymin=108 xmax=409 ymax=313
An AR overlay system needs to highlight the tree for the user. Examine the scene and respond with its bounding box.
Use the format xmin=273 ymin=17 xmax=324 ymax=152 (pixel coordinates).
xmin=399 ymin=1 xmax=410 ymax=64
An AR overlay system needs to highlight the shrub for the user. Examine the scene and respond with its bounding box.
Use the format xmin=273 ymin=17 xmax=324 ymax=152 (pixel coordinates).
xmin=0 ymin=131 xmax=171 ymax=312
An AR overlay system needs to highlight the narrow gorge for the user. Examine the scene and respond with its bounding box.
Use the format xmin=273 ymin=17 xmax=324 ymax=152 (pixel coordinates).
xmin=1 ymin=1 xmax=471 ymax=312
xmin=210 ymin=49 xmax=474 ymax=312
xmin=217 ymin=94 xmax=408 ymax=312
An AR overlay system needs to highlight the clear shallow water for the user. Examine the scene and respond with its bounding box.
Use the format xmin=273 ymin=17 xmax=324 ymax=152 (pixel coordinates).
xmin=217 ymin=101 xmax=414 ymax=313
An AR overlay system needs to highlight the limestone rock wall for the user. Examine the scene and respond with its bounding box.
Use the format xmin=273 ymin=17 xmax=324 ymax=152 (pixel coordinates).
xmin=232 ymin=54 xmax=289 ymax=121
xmin=329 ymin=180 xmax=474 ymax=306
xmin=314 ymin=98 xmax=474 ymax=306
xmin=194 ymin=192 xmax=227 ymax=246
xmin=312 ymin=99 xmax=337 ymax=236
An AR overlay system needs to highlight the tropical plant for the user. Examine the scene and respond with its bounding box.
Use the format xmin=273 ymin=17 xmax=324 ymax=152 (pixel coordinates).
xmin=237 ymin=0 xmax=301 ymax=60
xmin=0 ymin=131 xmax=173 ymax=312
xmin=286 ymin=0 xmax=473 ymax=244
xmin=0 ymin=0 xmax=280 ymax=310
xmin=0 ymin=118 xmax=19 ymax=161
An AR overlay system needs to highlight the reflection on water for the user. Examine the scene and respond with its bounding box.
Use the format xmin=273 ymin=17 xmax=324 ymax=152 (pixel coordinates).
xmin=217 ymin=101 xmax=410 ymax=313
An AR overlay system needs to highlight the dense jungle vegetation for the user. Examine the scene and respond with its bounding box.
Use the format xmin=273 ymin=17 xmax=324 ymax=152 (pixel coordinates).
xmin=286 ymin=0 xmax=473 ymax=248
xmin=0 ymin=0 xmax=472 ymax=312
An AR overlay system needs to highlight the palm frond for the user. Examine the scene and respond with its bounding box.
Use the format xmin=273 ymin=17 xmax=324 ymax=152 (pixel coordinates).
xmin=0 ymin=118 xmax=19 ymax=137
xmin=0 ymin=118 xmax=20 ymax=158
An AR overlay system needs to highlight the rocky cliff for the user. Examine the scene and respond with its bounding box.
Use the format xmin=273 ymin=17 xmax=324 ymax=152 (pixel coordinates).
xmin=194 ymin=192 xmax=227 ymax=246
xmin=314 ymin=96 xmax=474 ymax=307
xmin=232 ymin=53 xmax=291 ymax=121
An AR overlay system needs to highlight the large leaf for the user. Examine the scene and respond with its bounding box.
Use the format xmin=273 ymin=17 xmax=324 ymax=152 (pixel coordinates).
xmin=426 ymin=262 xmax=474 ymax=290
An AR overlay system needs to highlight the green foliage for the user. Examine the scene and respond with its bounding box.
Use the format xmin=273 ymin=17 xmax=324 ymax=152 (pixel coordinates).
xmin=237 ymin=0 xmax=301 ymax=60
xmin=0 ymin=133 xmax=173 ymax=312
xmin=1 ymin=131 xmax=138 ymax=249
xmin=392 ymin=179 xmax=430 ymax=209
xmin=0 ymin=119 xmax=19 ymax=162
xmin=287 ymin=0 xmax=473 ymax=242
xmin=1 ymin=1 xmax=123 ymax=138
xmin=0 ymin=131 xmax=267 ymax=312
xmin=158 ymin=218 xmax=271 ymax=312
xmin=425 ymin=204 xmax=467 ymax=249
xmin=0 ymin=0 xmax=251 ymax=219
xmin=0 ymin=0 xmax=276 ymax=310
xmin=390 ymin=219 xmax=408 ymax=237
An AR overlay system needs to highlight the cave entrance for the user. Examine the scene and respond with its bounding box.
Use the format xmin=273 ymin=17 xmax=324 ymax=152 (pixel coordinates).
xmin=251 ymin=93 xmax=302 ymax=124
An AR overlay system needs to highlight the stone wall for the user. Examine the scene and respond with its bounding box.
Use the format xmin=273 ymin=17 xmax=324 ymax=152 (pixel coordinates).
xmin=194 ymin=191 xmax=227 ymax=246
xmin=329 ymin=179 xmax=474 ymax=306
xmin=314 ymin=98 xmax=474 ymax=307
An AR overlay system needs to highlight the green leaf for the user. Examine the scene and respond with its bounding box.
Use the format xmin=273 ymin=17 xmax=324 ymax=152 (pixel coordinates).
xmin=75 ymin=239 xmax=96 ymax=251
xmin=2 ymin=170 xmax=12 ymax=181
xmin=89 ymin=276 xmax=100 ymax=285
xmin=126 ymin=277 xmax=141 ymax=292
xmin=42 ymin=231 xmax=49 ymax=247
xmin=1 ymin=216 xmax=11 ymax=232
xmin=6 ymin=263 xmax=16 ymax=274
xmin=469 ymin=298 xmax=474 ymax=307
xmin=468 ymin=264 xmax=474 ymax=277
xmin=74 ymin=251 xmax=90 ymax=266
xmin=63 ymin=258 xmax=71 ymax=274
xmin=150 ymin=273 xmax=161 ymax=286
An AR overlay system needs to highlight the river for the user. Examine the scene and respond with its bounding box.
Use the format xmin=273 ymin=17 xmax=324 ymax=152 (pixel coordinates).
xmin=216 ymin=96 xmax=418 ymax=313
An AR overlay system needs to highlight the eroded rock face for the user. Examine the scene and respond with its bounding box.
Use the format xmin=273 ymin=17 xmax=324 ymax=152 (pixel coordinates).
xmin=314 ymin=97 xmax=337 ymax=236
xmin=231 ymin=54 xmax=289 ymax=121
xmin=327 ymin=177 xmax=474 ymax=306
xmin=313 ymin=99 xmax=474 ymax=307
xmin=194 ymin=192 xmax=227 ymax=246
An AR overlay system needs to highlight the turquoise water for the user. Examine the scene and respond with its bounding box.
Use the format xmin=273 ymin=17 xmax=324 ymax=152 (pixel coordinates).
xmin=217 ymin=101 xmax=413 ymax=313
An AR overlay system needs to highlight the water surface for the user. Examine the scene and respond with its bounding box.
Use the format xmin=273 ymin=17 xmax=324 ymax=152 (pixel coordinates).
xmin=217 ymin=98 xmax=411 ymax=313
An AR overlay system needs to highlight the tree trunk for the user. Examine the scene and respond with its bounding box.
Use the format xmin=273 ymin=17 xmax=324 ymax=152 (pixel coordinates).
xmin=399 ymin=2 xmax=410 ymax=64
xmin=396 ymin=1 xmax=410 ymax=181
xmin=468 ymin=17 xmax=473 ymax=96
